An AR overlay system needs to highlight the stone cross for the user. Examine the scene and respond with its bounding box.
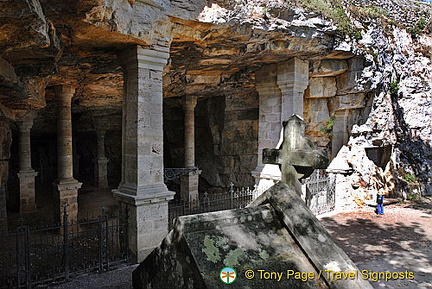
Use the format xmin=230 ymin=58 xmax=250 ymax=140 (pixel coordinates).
xmin=263 ymin=115 xmax=329 ymax=194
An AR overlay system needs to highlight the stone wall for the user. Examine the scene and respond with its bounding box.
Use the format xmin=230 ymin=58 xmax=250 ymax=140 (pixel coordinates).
xmin=0 ymin=119 xmax=12 ymax=230
xmin=164 ymin=91 xmax=258 ymax=193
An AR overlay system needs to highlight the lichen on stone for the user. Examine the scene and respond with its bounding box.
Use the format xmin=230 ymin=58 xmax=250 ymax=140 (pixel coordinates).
xmin=224 ymin=248 xmax=245 ymax=267
xmin=202 ymin=235 xmax=221 ymax=263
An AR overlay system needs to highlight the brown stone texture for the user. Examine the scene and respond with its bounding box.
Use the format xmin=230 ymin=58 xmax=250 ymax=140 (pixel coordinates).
xmin=0 ymin=120 xmax=11 ymax=230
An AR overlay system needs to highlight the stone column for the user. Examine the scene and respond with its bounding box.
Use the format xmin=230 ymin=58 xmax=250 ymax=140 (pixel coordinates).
xmin=180 ymin=95 xmax=200 ymax=204
xmin=113 ymin=45 xmax=175 ymax=263
xmin=332 ymin=110 xmax=349 ymax=159
xmin=251 ymin=64 xmax=282 ymax=190
xmin=277 ymin=57 xmax=309 ymax=120
xmin=53 ymin=85 xmax=82 ymax=224
xmin=95 ymin=130 xmax=109 ymax=188
xmin=17 ymin=116 xmax=38 ymax=213
xmin=252 ymin=58 xmax=309 ymax=191
xmin=0 ymin=120 xmax=12 ymax=231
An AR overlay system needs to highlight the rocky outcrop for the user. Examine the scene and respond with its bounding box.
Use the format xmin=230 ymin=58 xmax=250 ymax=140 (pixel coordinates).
xmin=333 ymin=1 xmax=432 ymax=198
xmin=0 ymin=0 xmax=430 ymax=194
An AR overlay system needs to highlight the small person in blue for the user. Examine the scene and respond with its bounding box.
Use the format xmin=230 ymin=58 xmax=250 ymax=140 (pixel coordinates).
xmin=376 ymin=193 xmax=384 ymax=215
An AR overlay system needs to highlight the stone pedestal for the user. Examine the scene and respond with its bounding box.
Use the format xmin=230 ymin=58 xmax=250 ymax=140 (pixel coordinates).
xmin=95 ymin=158 xmax=109 ymax=188
xmin=53 ymin=179 xmax=81 ymax=224
xmin=17 ymin=118 xmax=38 ymax=213
xmin=113 ymin=45 xmax=175 ymax=263
xmin=95 ymin=130 xmax=109 ymax=188
xmin=53 ymin=85 xmax=82 ymax=224
xmin=180 ymin=170 xmax=201 ymax=206
xmin=18 ymin=170 xmax=38 ymax=213
xmin=252 ymin=58 xmax=309 ymax=191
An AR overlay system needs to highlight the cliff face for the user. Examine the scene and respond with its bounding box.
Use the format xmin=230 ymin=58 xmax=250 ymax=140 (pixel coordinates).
xmin=0 ymin=0 xmax=431 ymax=193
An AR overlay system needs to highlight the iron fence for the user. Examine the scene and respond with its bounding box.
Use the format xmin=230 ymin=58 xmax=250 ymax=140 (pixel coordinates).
xmin=303 ymin=169 xmax=336 ymax=215
xmin=0 ymin=206 xmax=129 ymax=288
xmin=168 ymin=170 xmax=336 ymax=227
xmin=168 ymin=183 xmax=263 ymax=228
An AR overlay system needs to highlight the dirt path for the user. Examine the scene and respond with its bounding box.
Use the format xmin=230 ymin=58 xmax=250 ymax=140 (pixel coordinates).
xmin=320 ymin=197 xmax=432 ymax=289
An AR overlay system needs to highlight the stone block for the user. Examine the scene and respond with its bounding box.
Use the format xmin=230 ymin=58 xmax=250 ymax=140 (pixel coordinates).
xmin=335 ymin=93 xmax=365 ymax=110
xmin=336 ymin=71 xmax=363 ymax=94
xmin=304 ymin=99 xmax=330 ymax=128
xmin=307 ymin=77 xmax=337 ymax=98
xmin=311 ymin=60 xmax=348 ymax=77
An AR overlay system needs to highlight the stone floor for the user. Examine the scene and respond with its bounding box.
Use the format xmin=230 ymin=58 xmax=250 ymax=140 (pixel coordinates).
xmin=7 ymin=184 xmax=119 ymax=229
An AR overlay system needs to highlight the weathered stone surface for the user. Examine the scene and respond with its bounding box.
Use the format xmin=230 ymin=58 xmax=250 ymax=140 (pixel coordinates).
xmin=311 ymin=60 xmax=348 ymax=77
xmin=133 ymin=182 xmax=372 ymax=289
xmin=0 ymin=119 xmax=11 ymax=230
xmin=307 ymin=77 xmax=337 ymax=98
xmin=0 ymin=0 xmax=430 ymax=224
xmin=263 ymin=115 xmax=329 ymax=193
xmin=327 ymin=145 xmax=397 ymax=210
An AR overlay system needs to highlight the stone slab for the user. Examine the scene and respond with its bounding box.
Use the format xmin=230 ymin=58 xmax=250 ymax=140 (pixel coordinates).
xmin=250 ymin=182 xmax=374 ymax=289
xmin=133 ymin=181 xmax=373 ymax=289
xmin=133 ymin=205 xmax=327 ymax=289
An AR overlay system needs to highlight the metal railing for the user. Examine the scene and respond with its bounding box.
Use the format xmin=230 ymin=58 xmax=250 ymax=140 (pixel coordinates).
xmin=168 ymin=183 xmax=264 ymax=228
xmin=0 ymin=206 xmax=129 ymax=288
xmin=168 ymin=170 xmax=336 ymax=227
xmin=303 ymin=169 xmax=336 ymax=215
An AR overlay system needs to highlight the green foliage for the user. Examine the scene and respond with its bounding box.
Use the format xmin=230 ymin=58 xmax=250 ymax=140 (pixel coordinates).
xmin=418 ymin=17 xmax=427 ymax=30
xmin=408 ymin=17 xmax=427 ymax=38
xmin=390 ymin=81 xmax=399 ymax=96
xmin=320 ymin=116 xmax=336 ymax=136
xmin=296 ymin=0 xmax=359 ymax=37
xmin=355 ymin=5 xmax=388 ymax=18
xmin=403 ymin=173 xmax=416 ymax=183
xmin=407 ymin=193 xmax=420 ymax=200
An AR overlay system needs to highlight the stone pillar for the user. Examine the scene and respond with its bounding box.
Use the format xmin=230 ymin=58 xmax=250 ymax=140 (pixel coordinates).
xmin=277 ymin=57 xmax=309 ymax=120
xmin=180 ymin=95 xmax=200 ymax=204
xmin=53 ymin=85 xmax=82 ymax=224
xmin=252 ymin=58 xmax=309 ymax=191
xmin=183 ymin=95 xmax=197 ymax=168
xmin=113 ymin=45 xmax=175 ymax=263
xmin=0 ymin=120 xmax=12 ymax=231
xmin=17 ymin=117 xmax=38 ymax=213
xmin=332 ymin=110 xmax=349 ymax=159
xmin=95 ymin=130 xmax=109 ymax=188
xmin=251 ymin=64 xmax=282 ymax=190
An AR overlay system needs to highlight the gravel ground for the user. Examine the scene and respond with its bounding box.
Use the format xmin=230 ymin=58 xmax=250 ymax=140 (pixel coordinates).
xmin=48 ymin=197 xmax=431 ymax=289
xmin=320 ymin=197 xmax=432 ymax=289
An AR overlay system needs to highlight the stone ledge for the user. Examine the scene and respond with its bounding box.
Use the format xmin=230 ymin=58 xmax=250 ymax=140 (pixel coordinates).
xmin=119 ymin=46 xmax=169 ymax=71
xmin=17 ymin=169 xmax=38 ymax=178
xmin=53 ymin=178 xmax=82 ymax=191
xmin=113 ymin=184 xmax=175 ymax=206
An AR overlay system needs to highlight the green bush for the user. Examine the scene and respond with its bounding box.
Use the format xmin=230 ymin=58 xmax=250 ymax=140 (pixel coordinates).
xmin=320 ymin=116 xmax=336 ymax=136
xmin=403 ymin=173 xmax=416 ymax=183
xmin=390 ymin=81 xmax=399 ymax=96
xmin=407 ymin=193 xmax=419 ymax=200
